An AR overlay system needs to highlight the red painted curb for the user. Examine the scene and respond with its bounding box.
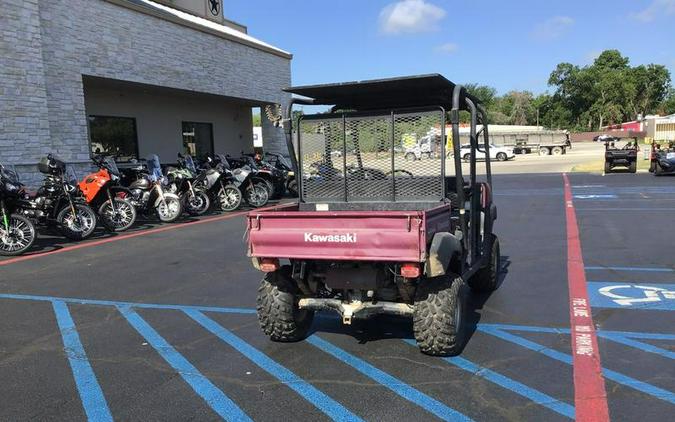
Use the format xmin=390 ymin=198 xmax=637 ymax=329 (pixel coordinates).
xmin=563 ymin=173 xmax=610 ymax=422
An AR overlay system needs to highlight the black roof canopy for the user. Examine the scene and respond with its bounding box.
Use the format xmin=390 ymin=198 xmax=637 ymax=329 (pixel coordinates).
xmin=284 ymin=74 xmax=479 ymax=111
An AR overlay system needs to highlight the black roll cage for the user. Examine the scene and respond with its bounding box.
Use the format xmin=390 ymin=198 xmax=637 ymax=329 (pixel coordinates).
xmin=281 ymin=77 xmax=493 ymax=259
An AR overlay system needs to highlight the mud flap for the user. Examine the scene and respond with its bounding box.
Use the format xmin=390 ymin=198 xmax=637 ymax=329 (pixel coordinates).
xmin=425 ymin=232 xmax=462 ymax=277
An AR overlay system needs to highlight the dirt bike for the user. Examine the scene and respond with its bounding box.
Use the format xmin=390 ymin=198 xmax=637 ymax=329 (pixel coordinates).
xmin=121 ymin=155 xmax=183 ymax=223
xmin=0 ymin=163 xmax=36 ymax=256
xmin=165 ymin=154 xmax=210 ymax=216
xmin=214 ymin=155 xmax=269 ymax=208
xmin=78 ymin=155 xmax=136 ymax=231
xmin=197 ymin=155 xmax=242 ymax=212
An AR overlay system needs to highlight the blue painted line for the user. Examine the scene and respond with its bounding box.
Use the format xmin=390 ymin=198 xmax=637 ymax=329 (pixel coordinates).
xmin=599 ymin=330 xmax=675 ymax=340
xmin=52 ymin=300 xmax=113 ymax=422
xmin=587 ymin=282 xmax=675 ymax=311
xmin=184 ymin=310 xmax=362 ymax=422
xmin=602 ymin=368 xmax=675 ymax=404
xmin=0 ymin=293 xmax=255 ymax=314
xmin=402 ymin=340 xmax=574 ymax=419
xmin=586 ymin=266 xmax=674 ymax=273
xmin=480 ymin=326 xmax=675 ymax=405
xmin=479 ymin=323 xmax=569 ymax=335
xmin=117 ymin=306 xmax=251 ymax=421
xmin=306 ymin=336 xmax=473 ymax=422
xmin=479 ymin=326 xmax=572 ymax=364
xmin=597 ymin=333 xmax=675 ymax=360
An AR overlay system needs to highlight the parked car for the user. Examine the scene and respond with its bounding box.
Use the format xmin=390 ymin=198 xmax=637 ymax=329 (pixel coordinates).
xmin=460 ymin=144 xmax=514 ymax=162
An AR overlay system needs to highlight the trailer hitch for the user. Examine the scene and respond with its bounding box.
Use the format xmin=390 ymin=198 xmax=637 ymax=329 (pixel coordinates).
xmin=298 ymin=298 xmax=413 ymax=324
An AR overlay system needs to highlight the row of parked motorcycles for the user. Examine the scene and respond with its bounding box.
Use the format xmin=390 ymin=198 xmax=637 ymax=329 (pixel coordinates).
xmin=0 ymin=152 xmax=296 ymax=256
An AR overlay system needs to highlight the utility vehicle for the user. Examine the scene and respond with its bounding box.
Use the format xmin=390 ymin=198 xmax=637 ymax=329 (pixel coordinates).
xmin=246 ymin=75 xmax=501 ymax=356
xmin=651 ymin=142 xmax=675 ymax=175
xmin=604 ymin=136 xmax=639 ymax=173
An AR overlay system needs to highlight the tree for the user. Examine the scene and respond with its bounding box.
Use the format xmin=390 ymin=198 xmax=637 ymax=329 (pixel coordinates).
xmin=661 ymin=89 xmax=675 ymax=115
xmin=546 ymin=49 xmax=672 ymax=130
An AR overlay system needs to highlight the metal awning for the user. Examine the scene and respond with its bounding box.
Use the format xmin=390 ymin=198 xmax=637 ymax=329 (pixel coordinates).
xmin=284 ymin=74 xmax=480 ymax=111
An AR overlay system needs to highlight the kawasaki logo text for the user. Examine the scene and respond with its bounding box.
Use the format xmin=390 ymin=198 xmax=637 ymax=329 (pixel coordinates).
xmin=304 ymin=233 xmax=357 ymax=243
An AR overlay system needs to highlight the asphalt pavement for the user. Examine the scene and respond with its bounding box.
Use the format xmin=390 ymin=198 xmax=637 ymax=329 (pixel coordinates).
xmin=0 ymin=172 xmax=673 ymax=421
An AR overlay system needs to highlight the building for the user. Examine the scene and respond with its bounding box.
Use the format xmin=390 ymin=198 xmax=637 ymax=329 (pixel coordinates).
xmin=603 ymin=114 xmax=675 ymax=142
xmin=0 ymin=0 xmax=291 ymax=184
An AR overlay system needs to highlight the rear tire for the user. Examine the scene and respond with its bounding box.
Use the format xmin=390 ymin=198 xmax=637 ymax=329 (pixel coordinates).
xmin=469 ymin=235 xmax=501 ymax=292
xmin=462 ymin=154 xmax=471 ymax=161
xmin=604 ymin=162 xmax=612 ymax=173
xmin=655 ymin=163 xmax=664 ymax=176
xmin=629 ymin=161 xmax=637 ymax=173
xmin=257 ymin=266 xmax=313 ymax=342
xmin=405 ymin=152 xmax=417 ymax=161
xmin=496 ymin=152 xmax=507 ymax=161
xmin=413 ymin=274 xmax=467 ymax=356
xmin=551 ymin=146 xmax=563 ymax=156
xmin=539 ymin=147 xmax=550 ymax=156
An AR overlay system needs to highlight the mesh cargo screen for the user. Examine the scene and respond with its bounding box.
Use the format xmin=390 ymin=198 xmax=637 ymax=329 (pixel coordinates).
xmin=298 ymin=108 xmax=448 ymax=203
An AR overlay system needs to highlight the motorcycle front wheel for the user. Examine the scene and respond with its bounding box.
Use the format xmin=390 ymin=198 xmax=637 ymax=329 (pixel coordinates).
xmin=218 ymin=184 xmax=242 ymax=212
xmin=57 ymin=204 xmax=97 ymax=240
xmin=185 ymin=190 xmax=211 ymax=216
xmin=245 ymin=183 xmax=269 ymax=208
xmin=0 ymin=214 xmax=36 ymax=256
xmin=156 ymin=196 xmax=183 ymax=222
xmin=98 ymin=198 xmax=137 ymax=232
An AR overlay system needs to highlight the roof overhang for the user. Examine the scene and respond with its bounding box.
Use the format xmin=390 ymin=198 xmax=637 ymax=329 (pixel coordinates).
xmin=284 ymin=74 xmax=480 ymax=111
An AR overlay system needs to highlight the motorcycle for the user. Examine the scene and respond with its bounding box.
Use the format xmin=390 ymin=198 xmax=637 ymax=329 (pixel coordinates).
xmin=165 ymin=154 xmax=210 ymax=216
xmin=197 ymin=155 xmax=242 ymax=212
xmin=214 ymin=155 xmax=269 ymax=208
xmin=121 ymin=154 xmax=183 ymax=222
xmin=264 ymin=152 xmax=297 ymax=197
xmin=228 ymin=155 xmax=283 ymax=199
xmin=79 ymin=155 xmax=137 ymax=231
xmin=0 ymin=163 xmax=36 ymax=255
xmin=17 ymin=154 xmax=97 ymax=240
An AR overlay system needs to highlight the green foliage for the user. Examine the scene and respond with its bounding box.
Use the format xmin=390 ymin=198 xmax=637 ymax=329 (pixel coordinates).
xmin=461 ymin=49 xmax=672 ymax=130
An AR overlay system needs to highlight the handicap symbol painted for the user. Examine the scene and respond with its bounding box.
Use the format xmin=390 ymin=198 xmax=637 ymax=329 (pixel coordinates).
xmin=588 ymin=282 xmax=675 ymax=310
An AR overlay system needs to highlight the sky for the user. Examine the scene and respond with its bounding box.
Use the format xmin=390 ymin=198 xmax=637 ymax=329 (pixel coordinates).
xmin=225 ymin=0 xmax=675 ymax=96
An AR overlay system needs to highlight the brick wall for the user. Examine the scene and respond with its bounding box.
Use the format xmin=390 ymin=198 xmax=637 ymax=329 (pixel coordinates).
xmin=0 ymin=0 xmax=291 ymax=185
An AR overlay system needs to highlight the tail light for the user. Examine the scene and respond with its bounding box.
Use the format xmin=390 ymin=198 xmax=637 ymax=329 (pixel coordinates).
xmin=259 ymin=258 xmax=279 ymax=273
xmin=401 ymin=263 xmax=421 ymax=278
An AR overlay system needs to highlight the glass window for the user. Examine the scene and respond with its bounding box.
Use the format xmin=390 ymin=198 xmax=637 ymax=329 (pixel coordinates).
xmin=182 ymin=122 xmax=214 ymax=159
xmin=87 ymin=116 xmax=138 ymax=162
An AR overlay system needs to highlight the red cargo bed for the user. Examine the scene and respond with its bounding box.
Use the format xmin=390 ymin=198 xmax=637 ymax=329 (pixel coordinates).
xmin=247 ymin=203 xmax=451 ymax=262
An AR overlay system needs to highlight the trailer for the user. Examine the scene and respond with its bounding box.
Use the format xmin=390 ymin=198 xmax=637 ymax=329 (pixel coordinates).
xmin=482 ymin=130 xmax=570 ymax=156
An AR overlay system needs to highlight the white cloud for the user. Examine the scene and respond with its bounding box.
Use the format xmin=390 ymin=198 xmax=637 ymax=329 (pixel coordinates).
xmin=435 ymin=42 xmax=458 ymax=54
xmin=531 ymin=16 xmax=574 ymax=41
xmin=379 ymin=0 xmax=446 ymax=35
xmin=632 ymin=0 xmax=675 ymax=22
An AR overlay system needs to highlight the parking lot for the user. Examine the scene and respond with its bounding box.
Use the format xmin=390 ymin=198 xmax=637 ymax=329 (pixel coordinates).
xmin=1 ymin=171 xmax=673 ymax=421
